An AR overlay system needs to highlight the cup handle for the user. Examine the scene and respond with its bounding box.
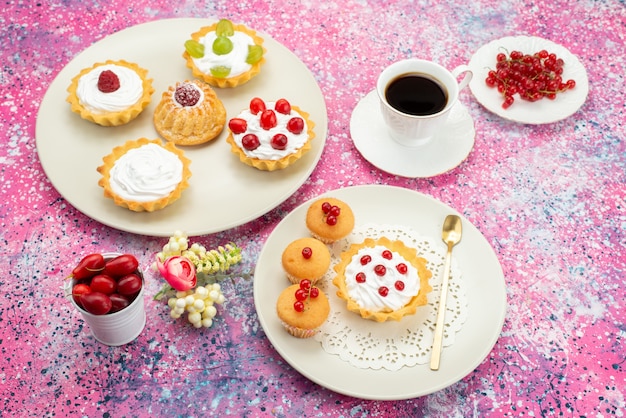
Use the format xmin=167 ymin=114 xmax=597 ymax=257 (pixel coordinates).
xmin=452 ymin=64 xmax=473 ymax=91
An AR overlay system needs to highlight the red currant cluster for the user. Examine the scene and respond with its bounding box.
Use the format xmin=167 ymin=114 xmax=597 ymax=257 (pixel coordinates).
xmin=356 ymin=250 xmax=407 ymax=297
xmin=293 ymin=279 xmax=320 ymax=312
xmin=321 ymin=201 xmax=341 ymax=225
xmin=301 ymin=246 xmax=313 ymax=259
xmin=228 ymin=97 xmax=305 ymax=151
xmin=485 ymin=49 xmax=576 ymax=109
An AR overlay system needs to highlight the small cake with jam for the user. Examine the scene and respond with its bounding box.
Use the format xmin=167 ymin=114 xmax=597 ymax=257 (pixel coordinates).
xmin=281 ymin=237 xmax=331 ymax=285
xmin=276 ymin=281 xmax=330 ymax=338
xmin=226 ymin=97 xmax=315 ymax=171
xmin=153 ymin=80 xmax=226 ymax=146
xmin=97 ymin=138 xmax=192 ymax=212
xmin=67 ymin=60 xmax=154 ymax=126
xmin=183 ymin=18 xmax=265 ymax=88
xmin=332 ymin=237 xmax=432 ymax=322
xmin=305 ymin=197 xmax=355 ymax=244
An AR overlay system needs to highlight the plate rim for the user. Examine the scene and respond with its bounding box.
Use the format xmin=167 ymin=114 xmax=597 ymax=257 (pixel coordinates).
xmin=253 ymin=184 xmax=507 ymax=400
xmin=35 ymin=17 xmax=328 ymax=237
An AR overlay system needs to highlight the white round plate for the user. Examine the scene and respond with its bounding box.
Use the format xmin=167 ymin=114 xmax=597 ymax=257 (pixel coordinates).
xmin=350 ymin=91 xmax=475 ymax=178
xmin=468 ymin=36 xmax=589 ymax=124
xmin=254 ymin=185 xmax=506 ymax=400
xmin=36 ymin=18 xmax=327 ymax=237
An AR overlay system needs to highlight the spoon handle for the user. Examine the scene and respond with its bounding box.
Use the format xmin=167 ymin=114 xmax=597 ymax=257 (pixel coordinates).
xmin=430 ymin=241 xmax=453 ymax=370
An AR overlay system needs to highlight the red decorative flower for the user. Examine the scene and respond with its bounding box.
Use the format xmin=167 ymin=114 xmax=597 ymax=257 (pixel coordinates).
xmin=156 ymin=255 xmax=197 ymax=291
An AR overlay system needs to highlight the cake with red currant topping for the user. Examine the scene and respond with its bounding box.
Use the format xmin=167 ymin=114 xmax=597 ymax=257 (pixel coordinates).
xmin=305 ymin=198 xmax=355 ymax=244
xmin=153 ymin=80 xmax=226 ymax=146
xmin=67 ymin=60 xmax=154 ymax=126
xmin=183 ymin=19 xmax=265 ymax=88
xmin=226 ymin=97 xmax=315 ymax=171
xmin=281 ymin=237 xmax=331 ymax=285
xmin=332 ymin=237 xmax=432 ymax=322
xmin=276 ymin=280 xmax=330 ymax=338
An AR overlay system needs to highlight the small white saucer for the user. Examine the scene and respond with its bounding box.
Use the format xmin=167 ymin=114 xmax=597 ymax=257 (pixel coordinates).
xmin=350 ymin=90 xmax=476 ymax=178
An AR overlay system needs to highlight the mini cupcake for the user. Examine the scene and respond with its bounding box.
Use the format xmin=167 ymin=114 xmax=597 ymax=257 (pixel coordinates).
xmin=276 ymin=282 xmax=330 ymax=338
xmin=226 ymin=97 xmax=315 ymax=171
xmin=97 ymin=138 xmax=192 ymax=212
xmin=67 ymin=60 xmax=154 ymax=126
xmin=183 ymin=18 xmax=265 ymax=88
xmin=332 ymin=237 xmax=432 ymax=322
xmin=281 ymin=237 xmax=331 ymax=284
xmin=305 ymin=197 xmax=355 ymax=244
xmin=153 ymin=79 xmax=227 ymax=146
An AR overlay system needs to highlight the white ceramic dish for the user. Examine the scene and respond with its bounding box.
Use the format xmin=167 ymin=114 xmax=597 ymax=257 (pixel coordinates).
xmin=350 ymin=91 xmax=475 ymax=178
xmin=36 ymin=18 xmax=327 ymax=237
xmin=468 ymin=35 xmax=588 ymax=124
xmin=254 ymin=185 xmax=507 ymax=400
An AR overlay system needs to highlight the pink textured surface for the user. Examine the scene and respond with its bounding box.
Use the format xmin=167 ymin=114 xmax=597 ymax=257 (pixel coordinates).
xmin=2 ymin=0 xmax=625 ymax=416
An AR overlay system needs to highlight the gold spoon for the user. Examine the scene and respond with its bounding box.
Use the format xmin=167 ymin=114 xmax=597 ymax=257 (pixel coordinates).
xmin=430 ymin=214 xmax=462 ymax=371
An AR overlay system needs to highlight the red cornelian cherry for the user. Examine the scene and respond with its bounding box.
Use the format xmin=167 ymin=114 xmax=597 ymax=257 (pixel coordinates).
xmin=378 ymin=286 xmax=389 ymax=297
xmin=260 ymin=109 xmax=277 ymax=130
xmin=326 ymin=215 xmax=337 ymax=226
xmin=294 ymin=301 xmax=305 ymax=312
xmin=241 ymin=134 xmax=260 ymax=150
xmin=374 ymin=265 xmax=386 ymax=276
xmin=271 ymin=133 xmax=288 ymax=150
xmin=382 ymin=250 xmax=393 ymax=260
xmin=321 ymin=201 xmax=332 ymax=214
xmin=295 ymin=288 xmax=308 ymax=301
xmin=228 ymin=118 xmax=247 ymax=134
xmin=302 ymin=247 xmax=312 ymax=259
xmin=360 ymin=255 xmax=371 ymax=265
xmin=395 ymin=280 xmax=405 ymax=291
xmin=396 ymin=263 xmax=408 ymax=274
xmin=356 ymin=272 xmax=366 ymax=283
xmin=300 ymin=279 xmax=311 ymax=291
xmin=249 ymin=97 xmax=266 ymax=114
xmin=310 ymin=287 xmax=319 ymax=298
xmin=274 ymin=98 xmax=291 ymax=114
xmin=287 ymin=117 xmax=304 ymax=134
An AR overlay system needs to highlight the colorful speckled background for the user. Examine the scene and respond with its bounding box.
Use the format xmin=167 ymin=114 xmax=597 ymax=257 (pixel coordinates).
xmin=2 ymin=0 xmax=625 ymax=416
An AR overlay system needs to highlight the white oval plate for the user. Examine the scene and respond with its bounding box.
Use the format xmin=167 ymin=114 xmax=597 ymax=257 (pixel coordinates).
xmin=36 ymin=18 xmax=327 ymax=237
xmin=254 ymin=185 xmax=507 ymax=400
xmin=468 ymin=36 xmax=588 ymax=124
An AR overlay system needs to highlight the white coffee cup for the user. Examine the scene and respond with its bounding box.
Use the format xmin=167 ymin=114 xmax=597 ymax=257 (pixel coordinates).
xmin=376 ymin=59 xmax=472 ymax=146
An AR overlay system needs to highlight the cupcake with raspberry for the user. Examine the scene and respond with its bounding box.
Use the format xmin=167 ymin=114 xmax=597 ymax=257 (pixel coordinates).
xmin=226 ymin=97 xmax=315 ymax=171
xmin=305 ymin=197 xmax=355 ymax=244
xmin=153 ymin=79 xmax=226 ymax=146
xmin=67 ymin=60 xmax=154 ymax=126
xmin=332 ymin=237 xmax=432 ymax=322
xmin=281 ymin=237 xmax=331 ymax=285
xmin=183 ymin=18 xmax=265 ymax=88
xmin=276 ymin=281 xmax=330 ymax=338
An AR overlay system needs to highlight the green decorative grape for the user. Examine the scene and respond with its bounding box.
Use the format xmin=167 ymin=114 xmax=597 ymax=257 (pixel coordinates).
xmin=215 ymin=19 xmax=234 ymax=37
xmin=246 ymin=45 xmax=263 ymax=64
xmin=184 ymin=40 xmax=205 ymax=58
xmin=212 ymin=36 xmax=233 ymax=55
xmin=210 ymin=66 xmax=231 ymax=78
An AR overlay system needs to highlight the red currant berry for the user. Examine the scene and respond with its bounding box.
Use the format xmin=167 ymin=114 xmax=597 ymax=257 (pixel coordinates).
xmin=378 ymin=286 xmax=389 ymax=297
xmin=328 ymin=205 xmax=341 ymax=217
xmin=321 ymin=202 xmax=332 ymax=214
xmin=396 ymin=263 xmax=408 ymax=274
xmin=260 ymin=109 xmax=277 ymax=130
xmin=270 ymin=133 xmax=288 ymax=150
xmin=326 ymin=215 xmax=337 ymax=226
xmin=382 ymin=250 xmax=393 ymax=260
xmin=228 ymin=118 xmax=247 ymax=134
xmin=395 ymin=280 xmax=405 ymax=291
xmin=302 ymin=247 xmax=312 ymax=259
xmin=293 ymin=301 xmax=305 ymax=312
xmin=360 ymin=255 xmax=371 ymax=265
xmin=299 ymin=279 xmax=311 ymax=291
xmin=295 ymin=288 xmax=308 ymax=301
xmin=287 ymin=117 xmax=304 ymax=134
xmin=356 ymin=272 xmax=366 ymax=283
xmin=374 ymin=265 xmax=386 ymax=276
xmin=309 ymin=287 xmax=319 ymax=298
xmin=249 ymin=97 xmax=266 ymax=114
xmin=274 ymin=98 xmax=291 ymax=114
xmin=241 ymin=134 xmax=260 ymax=150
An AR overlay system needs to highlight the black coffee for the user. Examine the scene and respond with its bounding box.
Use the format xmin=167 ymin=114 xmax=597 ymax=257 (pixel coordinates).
xmin=385 ymin=74 xmax=447 ymax=116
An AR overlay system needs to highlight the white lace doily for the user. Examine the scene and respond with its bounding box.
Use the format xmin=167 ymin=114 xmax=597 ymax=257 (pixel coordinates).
xmin=313 ymin=223 xmax=468 ymax=371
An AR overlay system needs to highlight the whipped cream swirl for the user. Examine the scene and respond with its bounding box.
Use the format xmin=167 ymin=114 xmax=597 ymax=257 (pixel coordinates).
xmin=109 ymin=143 xmax=183 ymax=202
xmin=231 ymin=103 xmax=309 ymax=160
xmin=193 ymin=31 xmax=255 ymax=77
xmin=77 ymin=64 xmax=144 ymax=113
xmin=344 ymin=245 xmax=420 ymax=312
